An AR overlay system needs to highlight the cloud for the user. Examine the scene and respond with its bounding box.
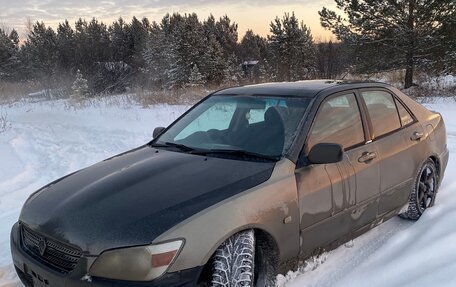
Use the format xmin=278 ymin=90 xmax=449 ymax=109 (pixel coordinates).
xmin=0 ymin=0 xmax=326 ymax=23
xmin=0 ymin=0 xmax=335 ymax=38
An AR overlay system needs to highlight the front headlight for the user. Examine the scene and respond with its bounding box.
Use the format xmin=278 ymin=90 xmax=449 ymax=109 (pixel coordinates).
xmin=89 ymin=240 xmax=184 ymax=281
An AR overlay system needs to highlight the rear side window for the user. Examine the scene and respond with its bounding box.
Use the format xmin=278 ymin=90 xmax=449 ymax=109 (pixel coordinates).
xmin=395 ymin=99 xmax=414 ymax=126
xmin=307 ymin=93 xmax=365 ymax=152
xmin=361 ymin=91 xmax=401 ymax=138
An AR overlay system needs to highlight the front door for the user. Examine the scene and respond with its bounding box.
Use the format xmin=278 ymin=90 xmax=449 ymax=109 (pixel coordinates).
xmin=296 ymin=92 xmax=380 ymax=257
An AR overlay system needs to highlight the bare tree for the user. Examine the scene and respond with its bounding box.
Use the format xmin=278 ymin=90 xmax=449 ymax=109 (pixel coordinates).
xmin=25 ymin=17 xmax=34 ymax=35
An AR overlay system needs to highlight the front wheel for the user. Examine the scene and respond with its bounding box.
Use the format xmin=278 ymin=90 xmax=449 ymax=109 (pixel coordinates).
xmin=211 ymin=230 xmax=255 ymax=287
xmin=401 ymin=159 xmax=438 ymax=220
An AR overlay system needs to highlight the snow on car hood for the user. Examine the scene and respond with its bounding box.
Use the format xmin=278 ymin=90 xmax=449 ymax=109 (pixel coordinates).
xmin=19 ymin=146 xmax=275 ymax=255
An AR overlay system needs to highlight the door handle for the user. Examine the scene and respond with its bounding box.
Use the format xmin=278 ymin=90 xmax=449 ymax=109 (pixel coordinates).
xmin=410 ymin=131 xmax=424 ymax=141
xmin=358 ymin=151 xmax=377 ymax=163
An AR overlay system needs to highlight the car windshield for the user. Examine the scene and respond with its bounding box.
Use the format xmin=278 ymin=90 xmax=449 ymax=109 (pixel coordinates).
xmin=153 ymin=95 xmax=311 ymax=160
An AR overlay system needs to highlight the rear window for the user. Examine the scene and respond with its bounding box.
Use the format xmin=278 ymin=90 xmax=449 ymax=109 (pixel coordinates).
xmin=361 ymin=91 xmax=401 ymax=138
xmin=395 ymin=99 xmax=414 ymax=126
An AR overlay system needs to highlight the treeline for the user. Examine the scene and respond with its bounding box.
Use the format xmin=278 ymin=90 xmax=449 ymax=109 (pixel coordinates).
xmin=1 ymin=2 xmax=454 ymax=97
xmin=0 ymin=13 xmax=349 ymax=97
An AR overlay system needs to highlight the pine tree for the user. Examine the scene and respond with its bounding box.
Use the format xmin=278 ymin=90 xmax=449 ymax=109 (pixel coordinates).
xmin=239 ymin=30 xmax=268 ymax=62
xmin=438 ymin=9 xmax=456 ymax=74
xmin=9 ymin=29 xmax=19 ymax=47
xmin=74 ymin=18 xmax=111 ymax=73
xmin=214 ymin=15 xmax=238 ymax=57
xmin=168 ymin=13 xmax=206 ymax=88
xmin=21 ymin=22 xmax=58 ymax=82
xmin=56 ymin=20 xmax=75 ymax=75
xmin=239 ymin=30 xmax=269 ymax=83
xmin=268 ymin=12 xmax=316 ymax=81
xmin=200 ymin=35 xmax=226 ymax=85
xmin=319 ymin=0 xmax=456 ymax=88
xmin=72 ymin=69 xmax=89 ymax=99
xmin=187 ymin=64 xmax=206 ymax=87
xmin=143 ymin=21 xmax=176 ymax=88
xmin=110 ymin=17 xmax=130 ymax=63
xmin=79 ymin=18 xmax=113 ymax=93
xmin=223 ymin=54 xmax=242 ymax=85
xmin=0 ymin=29 xmax=19 ymax=80
xmin=127 ymin=17 xmax=150 ymax=68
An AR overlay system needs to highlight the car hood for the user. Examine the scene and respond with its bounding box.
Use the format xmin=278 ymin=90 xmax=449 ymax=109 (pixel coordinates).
xmin=19 ymin=146 xmax=275 ymax=255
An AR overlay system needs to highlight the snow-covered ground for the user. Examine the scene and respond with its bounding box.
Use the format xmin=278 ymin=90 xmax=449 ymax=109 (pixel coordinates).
xmin=0 ymin=96 xmax=455 ymax=287
xmin=0 ymin=99 xmax=189 ymax=286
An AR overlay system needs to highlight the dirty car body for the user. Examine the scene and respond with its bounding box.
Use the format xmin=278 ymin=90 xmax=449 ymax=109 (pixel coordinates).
xmin=11 ymin=80 xmax=449 ymax=286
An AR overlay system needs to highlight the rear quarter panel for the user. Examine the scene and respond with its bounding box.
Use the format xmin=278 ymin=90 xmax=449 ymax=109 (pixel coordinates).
xmin=390 ymin=87 xmax=449 ymax=179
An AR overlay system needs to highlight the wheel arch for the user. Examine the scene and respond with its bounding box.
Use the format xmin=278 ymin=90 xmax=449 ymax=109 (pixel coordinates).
xmin=201 ymin=225 xmax=281 ymax=267
xmin=429 ymin=154 xmax=441 ymax=185
xmin=412 ymin=153 xmax=440 ymax=183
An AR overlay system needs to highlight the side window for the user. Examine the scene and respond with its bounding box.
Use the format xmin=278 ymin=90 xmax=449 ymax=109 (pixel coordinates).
xmin=307 ymin=93 xmax=365 ymax=152
xmin=395 ymin=99 xmax=414 ymax=126
xmin=361 ymin=91 xmax=401 ymax=138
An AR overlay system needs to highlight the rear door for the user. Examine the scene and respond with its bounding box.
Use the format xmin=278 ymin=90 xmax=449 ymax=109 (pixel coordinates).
xmin=359 ymin=89 xmax=421 ymax=215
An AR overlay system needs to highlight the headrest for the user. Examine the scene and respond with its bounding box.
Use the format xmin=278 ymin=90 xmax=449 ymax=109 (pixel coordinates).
xmin=264 ymin=107 xmax=283 ymax=124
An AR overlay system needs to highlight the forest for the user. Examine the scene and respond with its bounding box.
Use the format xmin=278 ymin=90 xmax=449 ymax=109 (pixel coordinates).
xmin=0 ymin=0 xmax=455 ymax=99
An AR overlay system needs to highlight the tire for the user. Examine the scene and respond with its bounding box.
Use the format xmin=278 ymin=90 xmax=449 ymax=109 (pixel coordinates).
xmin=401 ymin=159 xmax=438 ymax=220
xmin=211 ymin=230 xmax=255 ymax=287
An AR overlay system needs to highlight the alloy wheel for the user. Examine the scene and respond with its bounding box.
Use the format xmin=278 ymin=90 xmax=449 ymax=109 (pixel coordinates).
xmin=416 ymin=165 xmax=437 ymax=213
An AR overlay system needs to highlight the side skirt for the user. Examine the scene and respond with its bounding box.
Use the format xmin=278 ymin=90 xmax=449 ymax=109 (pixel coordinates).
xmin=298 ymin=207 xmax=402 ymax=263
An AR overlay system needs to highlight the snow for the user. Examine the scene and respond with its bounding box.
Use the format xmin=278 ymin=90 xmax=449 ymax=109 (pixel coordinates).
xmin=421 ymin=75 xmax=456 ymax=90
xmin=0 ymin=98 xmax=188 ymax=286
xmin=0 ymin=96 xmax=455 ymax=286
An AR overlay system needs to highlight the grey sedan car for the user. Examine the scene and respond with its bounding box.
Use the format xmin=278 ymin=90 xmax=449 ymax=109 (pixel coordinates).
xmin=11 ymin=80 xmax=448 ymax=287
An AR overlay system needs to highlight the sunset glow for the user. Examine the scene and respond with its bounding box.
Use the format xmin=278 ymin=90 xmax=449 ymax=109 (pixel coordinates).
xmin=0 ymin=0 xmax=337 ymax=40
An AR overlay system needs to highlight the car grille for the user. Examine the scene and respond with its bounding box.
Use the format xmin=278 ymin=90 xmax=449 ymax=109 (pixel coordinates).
xmin=20 ymin=224 xmax=82 ymax=273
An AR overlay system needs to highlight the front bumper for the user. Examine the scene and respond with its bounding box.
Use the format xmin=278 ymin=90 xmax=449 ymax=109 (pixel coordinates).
xmin=10 ymin=222 xmax=202 ymax=287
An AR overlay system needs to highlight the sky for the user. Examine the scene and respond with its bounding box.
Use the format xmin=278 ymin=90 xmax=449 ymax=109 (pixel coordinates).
xmin=0 ymin=0 xmax=337 ymax=41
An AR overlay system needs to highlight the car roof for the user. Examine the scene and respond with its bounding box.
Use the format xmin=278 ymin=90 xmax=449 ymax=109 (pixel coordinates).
xmin=213 ymin=80 xmax=392 ymax=98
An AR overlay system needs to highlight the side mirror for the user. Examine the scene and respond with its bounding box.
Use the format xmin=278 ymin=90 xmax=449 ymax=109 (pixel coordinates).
xmin=307 ymin=143 xmax=343 ymax=164
xmin=153 ymin=127 xmax=165 ymax=139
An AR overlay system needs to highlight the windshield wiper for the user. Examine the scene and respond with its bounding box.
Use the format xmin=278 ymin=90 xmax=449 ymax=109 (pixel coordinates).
xmin=151 ymin=142 xmax=196 ymax=152
xmin=191 ymin=149 xmax=280 ymax=161
xmin=151 ymin=143 xmax=280 ymax=161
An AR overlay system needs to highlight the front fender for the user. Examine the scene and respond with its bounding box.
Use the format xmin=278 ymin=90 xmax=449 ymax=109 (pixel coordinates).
xmin=153 ymin=159 xmax=300 ymax=273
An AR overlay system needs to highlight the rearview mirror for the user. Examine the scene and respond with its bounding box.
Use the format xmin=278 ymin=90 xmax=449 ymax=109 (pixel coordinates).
xmin=307 ymin=143 xmax=343 ymax=164
xmin=153 ymin=127 xmax=165 ymax=139
xmin=238 ymin=96 xmax=266 ymax=110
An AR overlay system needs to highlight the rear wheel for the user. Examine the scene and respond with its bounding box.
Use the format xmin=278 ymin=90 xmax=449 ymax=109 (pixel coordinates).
xmin=211 ymin=230 xmax=255 ymax=287
xmin=401 ymin=159 xmax=438 ymax=220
